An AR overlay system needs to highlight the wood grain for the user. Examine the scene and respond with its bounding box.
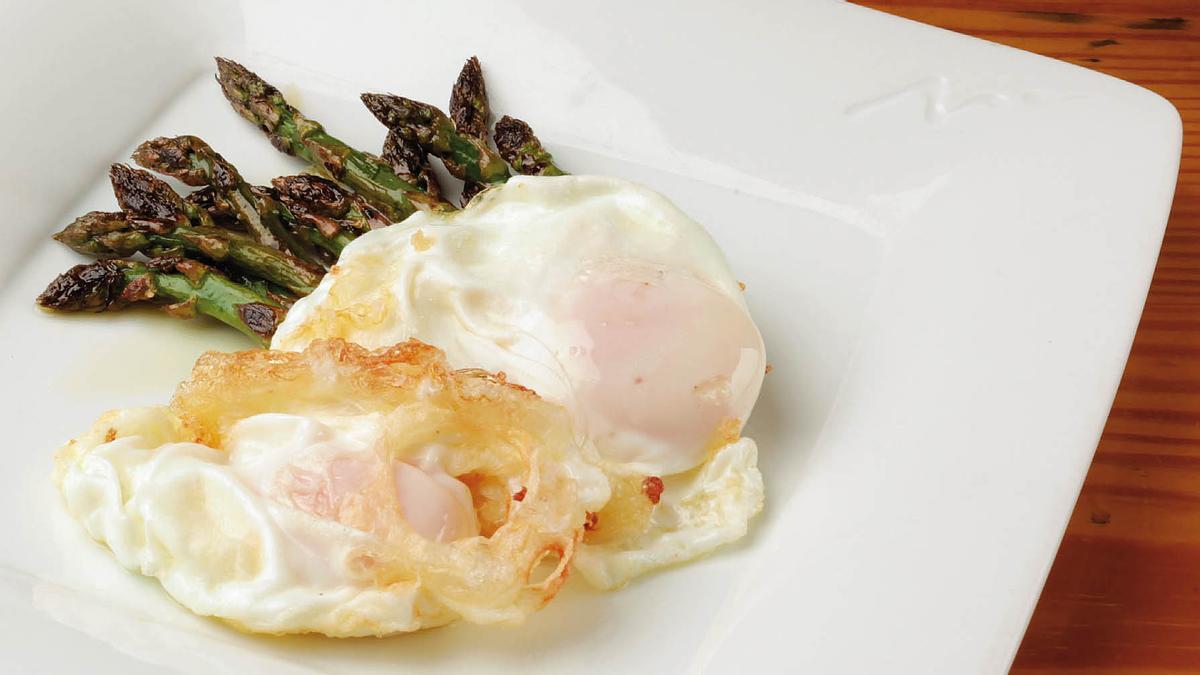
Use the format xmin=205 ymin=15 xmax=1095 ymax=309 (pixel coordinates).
xmin=854 ymin=2 xmax=1196 ymax=672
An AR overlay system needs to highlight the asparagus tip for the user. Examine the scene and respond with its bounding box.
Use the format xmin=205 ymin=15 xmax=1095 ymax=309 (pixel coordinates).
xmin=494 ymin=115 xmax=532 ymax=151
xmin=51 ymin=211 xmax=131 ymax=255
xmin=359 ymin=92 xmax=389 ymax=117
xmin=450 ymin=56 xmax=488 ymax=139
xmin=109 ymin=163 xmax=188 ymax=222
xmin=214 ymin=56 xmax=252 ymax=86
xmin=359 ymin=92 xmax=433 ymax=130
xmin=132 ymin=135 xmax=212 ymax=187
xmin=214 ymin=57 xmax=288 ymax=137
xmin=494 ymin=116 xmax=563 ymax=176
xmin=36 ymin=261 xmax=127 ymax=312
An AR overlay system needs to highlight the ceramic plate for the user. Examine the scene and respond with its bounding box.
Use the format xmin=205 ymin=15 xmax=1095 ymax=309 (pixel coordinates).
xmin=0 ymin=1 xmax=1180 ymax=672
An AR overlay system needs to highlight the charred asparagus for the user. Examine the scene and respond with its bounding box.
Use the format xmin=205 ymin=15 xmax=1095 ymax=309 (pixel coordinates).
xmin=494 ymin=115 xmax=565 ymax=176
xmin=215 ymin=57 xmax=448 ymax=220
xmin=36 ymin=257 xmax=285 ymax=344
xmin=449 ymin=56 xmax=493 ymax=204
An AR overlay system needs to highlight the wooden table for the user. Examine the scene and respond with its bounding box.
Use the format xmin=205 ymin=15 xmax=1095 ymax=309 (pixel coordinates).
xmin=856 ymin=2 xmax=1196 ymax=672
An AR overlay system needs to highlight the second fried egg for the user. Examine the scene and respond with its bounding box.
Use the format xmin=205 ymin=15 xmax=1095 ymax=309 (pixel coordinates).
xmin=56 ymin=340 xmax=607 ymax=635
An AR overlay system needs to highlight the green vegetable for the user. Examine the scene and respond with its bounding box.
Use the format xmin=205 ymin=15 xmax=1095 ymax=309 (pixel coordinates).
xmin=494 ymin=115 xmax=565 ymax=176
xmin=216 ymin=57 xmax=449 ymax=220
xmin=36 ymin=257 xmax=285 ymax=345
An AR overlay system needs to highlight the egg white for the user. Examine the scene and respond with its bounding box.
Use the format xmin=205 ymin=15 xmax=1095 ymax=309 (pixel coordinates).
xmin=573 ymin=438 xmax=763 ymax=589
xmin=57 ymin=407 xmax=445 ymax=636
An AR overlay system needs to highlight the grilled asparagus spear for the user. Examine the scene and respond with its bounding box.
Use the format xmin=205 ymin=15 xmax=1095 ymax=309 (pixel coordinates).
xmin=449 ymin=56 xmax=493 ymax=204
xmin=36 ymin=257 xmax=285 ymax=344
xmin=494 ymin=115 xmax=565 ymax=176
xmin=215 ymin=58 xmax=452 ymax=220
xmin=53 ymin=208 xmax=321 ymax=298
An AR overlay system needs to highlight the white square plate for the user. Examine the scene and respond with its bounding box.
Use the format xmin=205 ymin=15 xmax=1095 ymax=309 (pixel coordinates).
xmin=0 ymin=1 xmax=1180 ymax=673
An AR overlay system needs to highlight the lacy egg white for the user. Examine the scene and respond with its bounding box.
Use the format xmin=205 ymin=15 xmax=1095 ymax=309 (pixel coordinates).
xmin=56 ymin=340 xmax=608 ymax=636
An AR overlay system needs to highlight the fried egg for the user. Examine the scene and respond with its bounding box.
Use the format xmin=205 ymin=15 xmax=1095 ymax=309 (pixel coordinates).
xmin=55 ymin=339 xmax=609 ymax=636
xmin=272 ymin=176 xmax=766 ymax=587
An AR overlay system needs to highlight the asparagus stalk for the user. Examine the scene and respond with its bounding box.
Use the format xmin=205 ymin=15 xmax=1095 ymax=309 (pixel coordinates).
xmin=225 ymin=270 xmax=299 ymax=309
xmin=494 ymin=116 xmax=565 ymax=176
xmin=381 ymin=131 xmax=442 ymax=200
xmin=215 ymin=57 xmax=448 ymax=220
xmin=360 ymin=92 xmax=510 ymax=185
xmin=105 ymin=164 xmax=323 ymax=295
xmin=133 ymin=135 xmax=329 ymax=268
xmin=449 ymin=56 xmax=492 ymax=204
xmin=271 ymin=175 xmax=386 ymax=255
xmin=36 ymin=257 xmax=285 ymax=345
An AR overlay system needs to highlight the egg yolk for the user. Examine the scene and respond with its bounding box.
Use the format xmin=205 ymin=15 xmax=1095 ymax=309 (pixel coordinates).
xmin=569 ymin=267 xmax=765 ymax=474
xmin=278 ymin=455 xmax=478 ymax=543
xmin=392 ymin=461 xmax=479 ymax=542
xmin=232 ymin=415 xmax=479 ymax=543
